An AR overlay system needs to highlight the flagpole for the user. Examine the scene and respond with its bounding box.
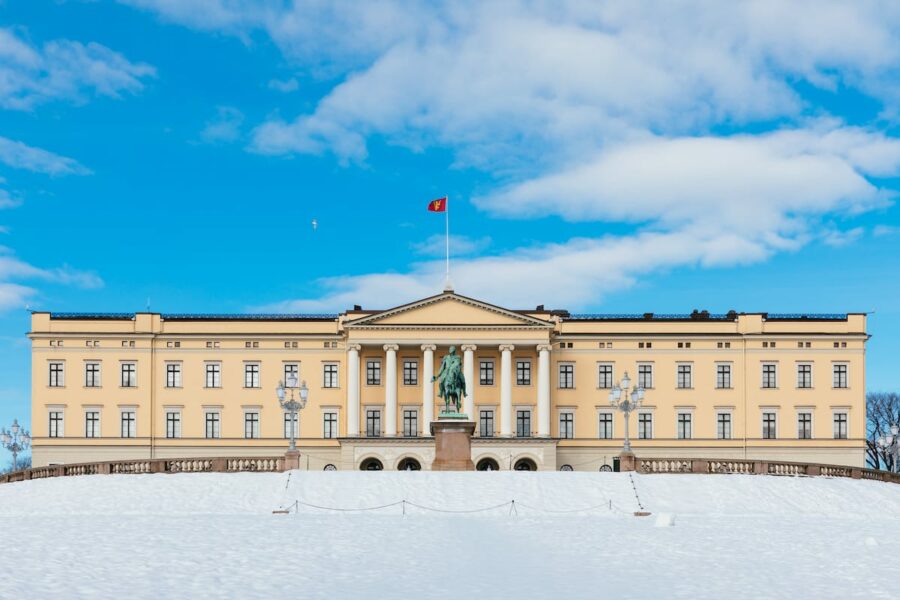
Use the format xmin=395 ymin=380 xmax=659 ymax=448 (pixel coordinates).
xmin=445 ymin=195 xmax=452 ymax=291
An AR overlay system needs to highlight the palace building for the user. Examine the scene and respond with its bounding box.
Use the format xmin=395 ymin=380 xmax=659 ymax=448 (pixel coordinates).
xmin=29 ymin=291 xmax=868 ymax=470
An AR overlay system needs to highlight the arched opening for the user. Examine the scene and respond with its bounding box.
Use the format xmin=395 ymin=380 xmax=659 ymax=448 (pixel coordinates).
xmin=514 ymin=458 xmax=537 ymax=471
xmin=476 ymin=458 xmax=500 ymax=471
xmin=323 ymin=464 xmax=337 ymax=471
xmin=359 ymin=457 xmax=384 ymax=471
xmin=397 ymin=457 xmax=422 ymax=471
xmin=559 ymin=464 xmax=574 ymax=472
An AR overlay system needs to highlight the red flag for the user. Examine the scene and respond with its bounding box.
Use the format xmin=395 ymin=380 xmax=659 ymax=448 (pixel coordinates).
xmin=428 ymin=197 xmax=448 ymax=212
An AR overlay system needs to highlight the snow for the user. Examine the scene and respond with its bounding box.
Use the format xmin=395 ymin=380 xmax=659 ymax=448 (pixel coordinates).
xmin=3 ymin=472 xmax=899 ymax=599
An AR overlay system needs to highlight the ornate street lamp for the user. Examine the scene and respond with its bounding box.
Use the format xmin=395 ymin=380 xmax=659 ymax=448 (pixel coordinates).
xmin=608 ymin=372 xmax=645 ymax=454
xmin=1 ymin=418 xmax=31 ymax=471
xmin=877 ymin=423 xmax=900 ymax=473
xmin=276 ymin=375 xmax=309 ymax=452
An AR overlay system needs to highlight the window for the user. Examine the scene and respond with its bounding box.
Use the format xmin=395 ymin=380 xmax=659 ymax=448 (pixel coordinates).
xmin=833 ymin=364 xmax=848 ymax=389
xmin=166 ymin=363 xmax=182 ymax=388
xmin=283 ymin=412 xmax=298 ymax=439
xmin=284 ymin=364 xmax=299 ymax=386
xmin=677 ymin=364 xmax=692 ymax=389
xmin=205 ymin=363 xmax=221 ymax=388
xmin=598 ymin=413 xmax=613 ymax=439
xmin=205 ymin=412 xmax=221 ymax=439
xmin=121 ymin=363 xmax=137 ymax=387
xmin=323 ymin=412 xmax=338 ymax=439
xmin=516 ymin=361 xmax=531 ymax=386
xmin=479 ymin=360 xmax=495 ymax=385
xmin=717 ymin=413 xmax=732 ymax=440
xmin=516 ymin=410 xmax=532 ymax=437
xmin=638 ymin=341 xmax=652 ymax=349
xmin=559 ymin=363 xmax=574 ymax=389
xmin=797 ymin=364 xmax=812 ymax=389
xmin=717 ymin=341 xmax=732 ymax=349
xmin=403 ymin=409 xmax=418 ymax=437
xmin=834 ymin=413 xmax=848 ymax=440
xmin=366 ymin=409 xmax=381 ymax=437
xmin=166 ymin=412 xmax=181 ymax=439
xmin=49 ymin=411 xmax=64 ymax=438
xmin=762 ymin=363 xmax=777 ymax=388
xmin=677 ymin=413 xmax=692 ymax=439
xmin=598 ymin=364 xmax=613 ymax=389
xmin=403 ymin=361 xmax=418 ymax=386
xmin=244 ymin=412 xmax=260 ymax=439
xmin=85 ymin=411 xmax=100 ymax=438
xmin=479 ymin=410 xmax=494 ymax=437
xmin=366 ymin=360 xmax=382 ymax=386
xmin=85 ymin=362 xmax=101 ymax=387
xmin=638 ymin=413 xmax=653 ymax=439
xmin=559 ymin=413 xmax=574 ymax=439
xmin=677 ymin=342 xmax=692 ymax=349
xmin=637 ymin=364 xmax=653 ymax=389
xmin=49 ymin=362 xmax=65 ymax=387
xmin=762 ymin=412 xmax=777 ymax=439
xmin=121 ymin=411 xmax=136 ymax=438
xmin=244 ymin=364 xmax=260 ymax=388
xmin=798 ymin=413 xmax=812 ymax=439
xmin=324 ymin=364 xmax=339 ymax=388
xmin=716 ymin=364 xmax=732 ymax=389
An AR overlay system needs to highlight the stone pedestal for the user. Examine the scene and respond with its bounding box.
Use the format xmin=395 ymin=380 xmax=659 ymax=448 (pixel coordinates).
xmin=283 ymin=450 xmax=300 ymax=471
xmin=430 ymin=419 xmax=476 ymax=471
xmin=619 ymin=451 xmax=636 ymax=472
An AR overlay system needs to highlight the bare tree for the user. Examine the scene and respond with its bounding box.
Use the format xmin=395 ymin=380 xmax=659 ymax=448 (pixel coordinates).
xmin=866 ymin=392 xmax=900 ymax=470
xmin=2 ymin=455 xmax=30 ymax=474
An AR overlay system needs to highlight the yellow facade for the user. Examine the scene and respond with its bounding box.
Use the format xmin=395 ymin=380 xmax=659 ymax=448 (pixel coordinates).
xmin=29 ymin=292 xmax=868 ymax=470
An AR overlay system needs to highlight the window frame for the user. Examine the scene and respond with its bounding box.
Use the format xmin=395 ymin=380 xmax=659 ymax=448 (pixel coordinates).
xmin=559 ymin=411 xmax=574 ymax=439
xmin=205 ymin=362 xmax=222 ymax=388
xmin=796 ymin=363 xmax=813 ymax=389
xmin=797 ymin=412 xmax=813 ymax=440
xmin=762 ymin=411 xmax=777 ymax=439
xmin=516 ymin=409 xmax=532 ymax=438
xmin=479 ymin=409 xmax=495 ymax=437
xmin=676 ymin=363 xmax=692 ymax=389
xmin=716 ymin=363 xmax=732 ymax=389
xmin=84 ymin=411 xmax=101 ymax=438
xmin=716 ymin=412 xmax=733 ymax=440
xmin=283 ymin=412 xmax=299 ymax=439
xmin=597 ymin=363 xmax=613 ymax=389
xmin=598 ymin=411 xmax=614 ymax=440
xmin=244 ymin=363 xmax=261 ymax=389
xmin=637 ymin=412 xmax=653 ymax=439
xmin=120 ymin=410 xmax=136 ymax=438
xmin=120 ymin=362 xmax=137 ymax=388
xmin=479 ymin=360 xmax=495 ymax=386
xmin=48 ymin=410 xmax=64 ymax=438
xmin=323 ymin=411 xmax=338 ymax=439
xmin=365 ymin=409 xmax=382 ymax=437
xmin=761 ymin=363 xmax=778 ymax=389
xmin=558 ymin=363 xmax=575 ymax=389
xmin=402 ymin=360 xmax=419 ymax=386
xmin=284 ymin=363 xmax=300 ymax=387
xmin=165 ymin=362 xmax=182 ymax=388
xmin=515 ymin=360 xmax=532 ymax=386
xmin=402 ymin=408 xmax=419 ymax=437
xmin=84 ymin=362 xmax=101 ymax=388
xmin=165 ymin=410 xmax=182 ymax=439
xmin=833 ymin=412 xmax=849 ymax=440
xmin=323 ymin=363 xmax=340 ymax=389
xmin=205 ymin=411 xmax=221 ymax=439
xmin=677 ymin=412 xmax=692 ymax=440
xmin=637 ymin=363 xmax=654 ymax=389
xmin=244 ymin=411 xmax=260 ymax=439
xmin=366 ymin=359 xmax=382 ymax=386
xmin=49 ymin=361 xmax=65 ymax=387
xmin=833 ymin=363 xmax=849 ymax=389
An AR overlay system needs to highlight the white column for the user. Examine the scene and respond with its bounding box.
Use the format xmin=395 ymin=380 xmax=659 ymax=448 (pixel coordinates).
xmin=384 ymin=344 xmax=399 ymax=436
xmin=461 ymin=344 xmax=477 ymax=417
xmin=347 ymin=344 xmax=361 ymax=437
xmin=537 ymin=344 xmax=552 ymax=437
xmin=499 ymin=345 xmax=515 ymax=437
xmin=421 ymin=344 xmax=436 ymax=435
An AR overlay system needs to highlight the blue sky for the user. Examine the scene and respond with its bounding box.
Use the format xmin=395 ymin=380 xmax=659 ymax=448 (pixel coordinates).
xmin=2 ymin=1 xmax=900 ymax=438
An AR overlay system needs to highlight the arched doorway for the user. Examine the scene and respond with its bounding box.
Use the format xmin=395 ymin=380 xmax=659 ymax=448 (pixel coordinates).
xmin=359 ymin=457 xmax=384 ymax=471
xmin=514 ymin=458 xmax=537 ymax=471
xmin=476 ymin=458 xmax=500 ymax=471
xmin=397 ymin=457 xmax=422 ymax=471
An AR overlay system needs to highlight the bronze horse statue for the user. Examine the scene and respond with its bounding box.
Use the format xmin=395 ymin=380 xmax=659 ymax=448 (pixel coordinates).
xmin=433 ymin=346 xmax=467 ymax=414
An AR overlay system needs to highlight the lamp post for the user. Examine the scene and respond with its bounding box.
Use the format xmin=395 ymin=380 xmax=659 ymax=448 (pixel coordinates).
xmin=877 ymin=423 xmax=900 ymax=473
xmin=608 ymin=372 xmax=645 ymax=455
xmin=276 ymin=375 xmax=308 ymax=453
xmin=1 ymin=418 xmax=30 ymax=472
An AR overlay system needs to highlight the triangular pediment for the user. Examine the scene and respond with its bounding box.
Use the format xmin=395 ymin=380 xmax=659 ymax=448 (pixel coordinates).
xmin=344 ymin=293 xmax=553 ymax=329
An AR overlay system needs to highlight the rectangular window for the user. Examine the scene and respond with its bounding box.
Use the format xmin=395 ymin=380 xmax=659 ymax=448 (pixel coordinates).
xmin=638 ymin=413 xmax=653 ymax=439
xmin=366 ymin=360 xmax=382 ymax=386
xmin=762 ymin=364 xmax=777 ymax=388
xmin=716 ymin=364 xmax=732 ymax=389
xmin=833 ymin=364 xmax=848 ymax=389
xmin=677 ymin=413 xmax=692 ymax=439
xmin=797 ymin=364 xmax=812 ymax=389
xmin=166 ymin=412 xmax=181 ymax=439
xmin=637 ymin=364 xmax=653 ymax=389
xmin=324 ymin=364 xmax=339 ymax=388
xmin=598 ymin=413 xmax=613 ymax=439
xmin=121 ymin=363 xmax=137 ymax=388
xmin=49 ymin=411 xmax=64 ymax=438
xmin=166 ymin=363 xmax=182 ymax=388
xmin=323 ymin=412 xmax=338 ymax=439
xmin=205 ymin=412 xmax=220 ymax=439
xmin=762 ymin=412 xmax=777 ymax=439
xmin=479 ymin=360 xmax=495 ymax=385
xmin=798 ymin=413 xmax=812 ymax=439
xmin=403 ymin=409 xmax=418 ymax=437
xmin=598 ymin=364 xmax=613 ymax=389
xmin=559 ymin=413 xmax=574 ymax=439
xmin=284 ymin=363 xmax=299 ymax=386
xmin=85 ymin=362 xmax=101 ymax=387
xmin=283 ymin=412 xmax=298 ymax=439
xmin=833 ymin=413 xmax=848 ymax=440
xmin=516 ymin=410 xmax=532 ymax=438
xmin=366 ymin=409 xmax=381 ymax=437
xmin=717 ymin=413 xmax=732 ymax=440
xmin=559 ymin=363 xmax=575 ymax=389
xmin=403 ymin=361 xmax=418 ymax=386
xmin=244 ymin=364 xmax=260 ymax=388
xmin=85 ymin=411 xmax=100 ymax=438
xmin=49 ymin=362 xmax=65 ymax=387
xmin=244 ymin=412 xmax=259 ymax=439
xmin=479 ymin=410 xmax=494 ymax=437
xmin=120 ymin=411 xmax=136 ymax=438
xmin=516 ymin=361 xmax=531 ymax=386
xmin=677 ymin=364 xmax=692 ymax=389
xmin=205 ymin=363 xmax=221 ymax=388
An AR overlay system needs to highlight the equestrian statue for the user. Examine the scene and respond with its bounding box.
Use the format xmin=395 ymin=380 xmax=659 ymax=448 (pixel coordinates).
xmin=433 ymin=346 xmax=467 ymax=415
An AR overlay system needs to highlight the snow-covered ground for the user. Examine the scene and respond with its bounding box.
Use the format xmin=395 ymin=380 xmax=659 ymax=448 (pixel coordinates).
xmin=3 ymin=472 xmax=899 ymax=599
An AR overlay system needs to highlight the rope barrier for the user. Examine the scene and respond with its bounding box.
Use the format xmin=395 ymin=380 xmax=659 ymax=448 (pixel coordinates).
xmin=628 ymin=473 xmax=646 ymax=511
xmin=279 ymin=496 xmax=634 ymax=516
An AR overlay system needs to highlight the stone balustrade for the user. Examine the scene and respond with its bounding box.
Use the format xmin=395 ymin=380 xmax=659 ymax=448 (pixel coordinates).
xmin=635 ymin=457 xmax=900 ymax=484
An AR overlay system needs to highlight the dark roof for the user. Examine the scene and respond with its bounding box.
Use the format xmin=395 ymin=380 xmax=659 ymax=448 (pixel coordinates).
xmin=567 ymin=312 xmax=849 ymax=322
xmin=47 ymin=312 xmax=338 ymax=321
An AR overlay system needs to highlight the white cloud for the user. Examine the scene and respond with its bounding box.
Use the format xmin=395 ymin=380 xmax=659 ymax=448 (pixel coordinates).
xmin=0 ymin=249 xmax=103 ymax=311
xmin=199 ymin=106 xmax=244 ymax=144
xmin=0 ymin=136 xmax=91 ymax=176
xmin=268 ymin=77 xmax=299 ymax=93
xmin=873 ymin=224 xmax=900 ymax=237
xmin=411 ymin=234 xmax=491 ymax=257
xmin=0 ymin=27 xmax=156 ymax=111
xmin=0 ymin=189 xmax=22 ymax=209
